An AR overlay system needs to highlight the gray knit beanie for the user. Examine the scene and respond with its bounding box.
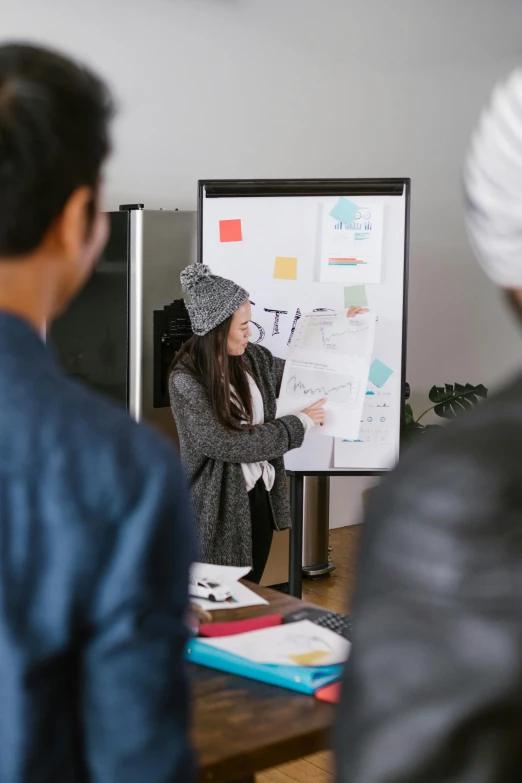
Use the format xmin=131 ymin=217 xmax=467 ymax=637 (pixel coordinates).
xmin=180 ymin=263 xmax=249 ymax=336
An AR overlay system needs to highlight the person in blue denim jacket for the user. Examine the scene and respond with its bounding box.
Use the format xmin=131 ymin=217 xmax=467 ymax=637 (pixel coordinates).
xmin=0 ymin=43 xmax=196 ymax=782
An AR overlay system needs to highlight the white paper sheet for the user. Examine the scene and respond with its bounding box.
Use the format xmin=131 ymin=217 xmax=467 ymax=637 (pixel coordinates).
xmin=190 ymin=563 xmax=252 ymax=584
xmin=189 ymin=562 xmax=268 ymax=611
xmin=276 ymin=310 xmax=375 ymax=441
xmin=248 ymin=284 xmax=345 ymax=360
xmin=191 ymin=582 xmax=269 ymax=612
xmin=320 ymin=202 xmax=384 ymax=284
xmin=334 ymin=376 xmax=400 ymax=469
xmin=200 ymin=620 xmax=350 ymax=667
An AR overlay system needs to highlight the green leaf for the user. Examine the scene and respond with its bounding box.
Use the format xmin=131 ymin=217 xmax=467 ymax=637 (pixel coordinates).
xmin=401 ymin=420 xmax=440 ymax=447
xmin=429 ymin=383 xmax=488 ymax=420
xmin=404 ymin=403 xmax=415 ymax=425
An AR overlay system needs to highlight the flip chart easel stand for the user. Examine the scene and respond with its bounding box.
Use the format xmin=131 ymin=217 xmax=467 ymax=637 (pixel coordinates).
xmin=197 ymin=178 xmax=411 ymax=596
xmin=288 ymin=382 xmax=411 ymax=597
xmin=288 ymin=471 xmax=380 ymax=598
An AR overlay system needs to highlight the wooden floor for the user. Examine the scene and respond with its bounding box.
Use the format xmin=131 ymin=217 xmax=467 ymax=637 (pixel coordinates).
xmin=258 ymin=524 xmax=362 ymax=783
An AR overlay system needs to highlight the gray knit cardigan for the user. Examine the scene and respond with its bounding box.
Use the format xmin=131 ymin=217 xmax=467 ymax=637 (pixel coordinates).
xmin=169 ymin=343 xmax=305 ymax=566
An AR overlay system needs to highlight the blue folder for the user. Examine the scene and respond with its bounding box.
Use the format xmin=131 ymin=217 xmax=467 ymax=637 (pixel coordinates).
xmin=186 ymin=638 xmax=343 ymax=695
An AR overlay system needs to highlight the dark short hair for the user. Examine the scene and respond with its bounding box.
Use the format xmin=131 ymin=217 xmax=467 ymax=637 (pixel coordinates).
xmin=0 ymin=42 xmax=114 ymax=256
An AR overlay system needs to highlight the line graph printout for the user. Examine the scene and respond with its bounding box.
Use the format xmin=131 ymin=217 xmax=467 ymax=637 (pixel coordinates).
xmin=277 ymin=310 xmax=375 ymax=440
xmin=285 ymin=366 xmax=360 ymax=407
xmin=299 ymin=317 xmax=371 ymax=357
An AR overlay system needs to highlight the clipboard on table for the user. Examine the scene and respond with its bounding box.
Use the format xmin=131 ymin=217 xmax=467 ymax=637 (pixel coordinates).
xmin=186 ymin=638 xmax=342 ymax=695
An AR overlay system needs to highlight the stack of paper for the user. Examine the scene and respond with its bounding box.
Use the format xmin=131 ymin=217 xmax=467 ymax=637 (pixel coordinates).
xmin=187 ymin=620 xmax=350 ymax=694
xmin=200 ymin=620 xmax=350 ymax=667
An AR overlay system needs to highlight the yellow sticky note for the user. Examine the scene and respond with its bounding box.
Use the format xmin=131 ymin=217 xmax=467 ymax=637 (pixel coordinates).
xmin=274 ymin=256 xmax=297 ymax=280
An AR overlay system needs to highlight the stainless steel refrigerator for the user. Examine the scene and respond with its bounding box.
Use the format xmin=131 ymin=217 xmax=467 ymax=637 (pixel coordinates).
xmin=50 ymin=205 xmax=196 ymax=442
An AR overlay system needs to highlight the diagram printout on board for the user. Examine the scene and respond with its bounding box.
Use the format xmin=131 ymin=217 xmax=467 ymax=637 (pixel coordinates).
xmin=276 ymin=310 xmax=376 ymax=440
xmin=320 ymin=200 xmax=384 ymax=285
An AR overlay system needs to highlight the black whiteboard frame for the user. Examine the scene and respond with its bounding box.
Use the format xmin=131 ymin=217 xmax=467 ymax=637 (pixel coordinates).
xmin=197 ymin=178 xmax=410 ymax=477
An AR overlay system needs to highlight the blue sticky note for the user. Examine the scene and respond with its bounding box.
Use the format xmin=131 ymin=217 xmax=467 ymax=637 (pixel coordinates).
xmin=369 ymin=359 xmax=393 ymax=388
xmin=329 ymin=197 xmax=359 ymax=226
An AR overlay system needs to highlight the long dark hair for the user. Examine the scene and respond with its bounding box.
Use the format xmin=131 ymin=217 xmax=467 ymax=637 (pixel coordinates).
xmin=170 ymin=314 xmax=254 ymax=431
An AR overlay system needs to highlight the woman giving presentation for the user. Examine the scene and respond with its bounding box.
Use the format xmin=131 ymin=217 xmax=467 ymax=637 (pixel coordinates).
xmin=169 ymin=264 xmax=365 ymax=581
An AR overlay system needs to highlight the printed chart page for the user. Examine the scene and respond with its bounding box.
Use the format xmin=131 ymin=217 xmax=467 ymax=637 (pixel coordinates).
xmin=320 ymin=200 xmax=384 ymax=285
xmin=276 ymin=310 xmax=375 ymax=441
xmin=334 ymin=375 xmax=399 ymax=470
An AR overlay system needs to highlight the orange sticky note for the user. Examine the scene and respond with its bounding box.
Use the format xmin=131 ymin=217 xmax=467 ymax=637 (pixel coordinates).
xmin=274 ymin=256 xmax=297 ymax=280
xmin=219 ymin=219 xmax=242 ymax=243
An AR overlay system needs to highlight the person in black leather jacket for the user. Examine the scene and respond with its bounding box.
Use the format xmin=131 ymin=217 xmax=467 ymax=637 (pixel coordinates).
xmin=335 ymin=67 xmax=522 ymax=783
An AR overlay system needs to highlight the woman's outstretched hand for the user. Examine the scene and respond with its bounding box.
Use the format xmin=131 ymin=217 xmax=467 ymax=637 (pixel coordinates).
xmin=347 ymin=306 xmax=368 ymax=317
xmin=301 ymin=398 xmax=326 ymax=426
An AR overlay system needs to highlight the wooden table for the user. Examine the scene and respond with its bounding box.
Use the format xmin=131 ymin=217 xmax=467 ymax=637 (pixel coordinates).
xmin=191 ymin=583 xmax=337 ymax=783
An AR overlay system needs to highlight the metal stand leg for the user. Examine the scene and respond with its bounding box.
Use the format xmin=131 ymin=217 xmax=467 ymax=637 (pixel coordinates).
xmin=289 ymin=474 xmax=304 ymax=598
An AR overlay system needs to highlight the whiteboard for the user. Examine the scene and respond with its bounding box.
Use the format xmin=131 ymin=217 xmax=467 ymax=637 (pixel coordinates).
xmin=199 ymin=180 xmax=409 ymax=474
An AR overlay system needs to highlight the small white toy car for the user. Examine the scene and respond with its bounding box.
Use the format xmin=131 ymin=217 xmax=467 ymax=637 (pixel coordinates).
xmin=189 ymin=576 xmax=232 ymax=603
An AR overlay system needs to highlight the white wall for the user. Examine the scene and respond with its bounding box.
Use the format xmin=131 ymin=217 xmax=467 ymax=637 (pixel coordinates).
xmin=3 ymin=0 xmax=522 ymax=526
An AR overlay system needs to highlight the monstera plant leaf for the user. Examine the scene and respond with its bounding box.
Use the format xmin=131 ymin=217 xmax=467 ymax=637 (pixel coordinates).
xmin=402 ymin=403 xmax=436 ymax=444
xmin=402 ymin=404 xmax=426 ymax=444
xmin=404 ymin=403 xmax=415 ymax=427
xmin=428 ymin=383 xmax=488 ymax=420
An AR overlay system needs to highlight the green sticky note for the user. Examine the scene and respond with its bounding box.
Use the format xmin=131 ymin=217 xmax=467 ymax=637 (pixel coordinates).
xmin=344 ymin=285 xmax=368 ymax=308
